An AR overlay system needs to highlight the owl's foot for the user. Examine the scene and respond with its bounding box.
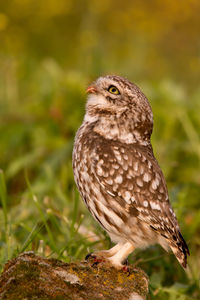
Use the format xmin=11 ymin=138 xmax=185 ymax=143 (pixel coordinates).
xmin=85 ymin=255 xmax=130 ymax=271
xmin=91 ymin=257 xmax=106 ymax=267
xmin=85 ymin=252 xmax=107 ymax=267
xmin=86 ymin=254 xmax=130 ymax=272
xmin=85 ymin=242 xmax=134 ymax=270
xmin=106 ymin=242 xmax=134 ymax=270
xmin=85 ymin=243 xmax=124 ymax=261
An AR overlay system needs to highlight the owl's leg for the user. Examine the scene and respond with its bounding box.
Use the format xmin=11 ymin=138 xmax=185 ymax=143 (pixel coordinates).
xmin=92 ymin=243 xmax=123 ymax=258
xmin=107 ymin=242 xmax=134 ymax=269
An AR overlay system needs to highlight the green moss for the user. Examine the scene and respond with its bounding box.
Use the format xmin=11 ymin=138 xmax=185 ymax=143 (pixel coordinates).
xmin=0 ymin=253 xmax=148 ymax=299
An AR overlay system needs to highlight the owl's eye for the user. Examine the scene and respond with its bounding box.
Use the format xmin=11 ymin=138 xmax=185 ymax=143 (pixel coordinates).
xmin=108 ymin=85 xmax=120 ymax=95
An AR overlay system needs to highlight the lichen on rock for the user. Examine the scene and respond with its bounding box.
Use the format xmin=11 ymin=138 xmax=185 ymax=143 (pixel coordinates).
xmin=0 ymin=252 xmax=149 ymax=299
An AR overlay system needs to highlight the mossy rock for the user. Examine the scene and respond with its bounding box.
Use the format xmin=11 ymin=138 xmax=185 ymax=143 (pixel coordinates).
xmin=0 ymin=252 xmax=148 ymax=299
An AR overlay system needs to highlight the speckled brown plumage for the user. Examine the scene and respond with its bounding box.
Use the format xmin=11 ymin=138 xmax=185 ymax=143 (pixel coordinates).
xmin=72 ymin=75 xmax=189 ymax=269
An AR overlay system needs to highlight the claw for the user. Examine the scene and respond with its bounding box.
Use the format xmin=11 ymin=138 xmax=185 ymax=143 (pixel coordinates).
xmin=123 ymin=258 xmax=129 ymax=266
xmin=85 ymin=253 xmax=94 ymax=260
xmin=85 ymin=253 xmax=106 ymax=267
xmin=122 ymin=265 xmax=131 ymax=276
xmin=92 ymin=257 xmax=105 ymax=267
xmin=92 ymin=261 xmax=98 ymax=267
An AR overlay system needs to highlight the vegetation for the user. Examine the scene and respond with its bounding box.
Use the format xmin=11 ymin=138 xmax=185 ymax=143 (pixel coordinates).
xmin=0 ymin=1 xmax=200 ymax=299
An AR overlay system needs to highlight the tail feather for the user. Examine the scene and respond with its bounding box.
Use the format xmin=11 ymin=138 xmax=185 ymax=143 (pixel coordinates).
xmin=170 ymin=231 xmax=189 ymax=269
xmin=178 ymin=232 xmax=190 ymax=255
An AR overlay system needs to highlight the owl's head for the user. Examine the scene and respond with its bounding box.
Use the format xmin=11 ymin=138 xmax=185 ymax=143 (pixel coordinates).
xmin=86 ymin=75 xmax=152 ymax=119
xmin=85 ymin=75 xmax=153 ymax=142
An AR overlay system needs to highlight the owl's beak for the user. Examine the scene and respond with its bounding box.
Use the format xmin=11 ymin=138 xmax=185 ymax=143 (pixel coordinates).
xmin=86 ymin=85 xmax=97 ymax=94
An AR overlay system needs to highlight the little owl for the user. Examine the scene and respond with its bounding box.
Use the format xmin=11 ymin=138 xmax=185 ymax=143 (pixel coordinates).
xmin=72 ymin=75 xmax=189 ymax=269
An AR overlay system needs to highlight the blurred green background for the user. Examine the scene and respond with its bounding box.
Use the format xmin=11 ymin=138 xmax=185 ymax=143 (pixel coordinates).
xmin=0 ymin=0 xmax=200 ymax=299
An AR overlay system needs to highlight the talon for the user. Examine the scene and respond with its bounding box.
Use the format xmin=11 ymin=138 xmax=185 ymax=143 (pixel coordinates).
xmin=91 ymin=257 xmax=105 ymax=267
xmin=92 ymin=261 xmax=99 ymax=267
xmin=85 ymin=253 xmax=105 ymax=267
xmin=85 ymin=253 xmax=94 ymax=260
xmin=122 ymin=265 xmax=131 ymax=275
xmin=123 ymin=258 xmax=129 ymax=266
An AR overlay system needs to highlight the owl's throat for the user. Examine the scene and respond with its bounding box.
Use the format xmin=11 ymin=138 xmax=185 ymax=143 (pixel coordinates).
xmin=86 ymin=114 xmax=152 ymax=146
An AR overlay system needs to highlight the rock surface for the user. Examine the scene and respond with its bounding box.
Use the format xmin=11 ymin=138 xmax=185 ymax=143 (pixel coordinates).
xmin=0 ymin=252 xmax=149 ymax=299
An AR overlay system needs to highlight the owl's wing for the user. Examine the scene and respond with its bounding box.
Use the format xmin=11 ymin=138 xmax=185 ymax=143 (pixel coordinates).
xmin=90 ymin=139 xmax=189 ymax=267
xmin=91 ymin=139 xmax=187 ymax=244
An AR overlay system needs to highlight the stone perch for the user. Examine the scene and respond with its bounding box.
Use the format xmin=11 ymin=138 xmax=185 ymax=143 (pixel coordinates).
xmin=0 ymin=252 xmax=149 ymax=299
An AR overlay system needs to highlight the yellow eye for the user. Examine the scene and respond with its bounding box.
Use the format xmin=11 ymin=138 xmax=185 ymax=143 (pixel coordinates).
xmin=108 ymin=85 xmax=120 ymax=95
